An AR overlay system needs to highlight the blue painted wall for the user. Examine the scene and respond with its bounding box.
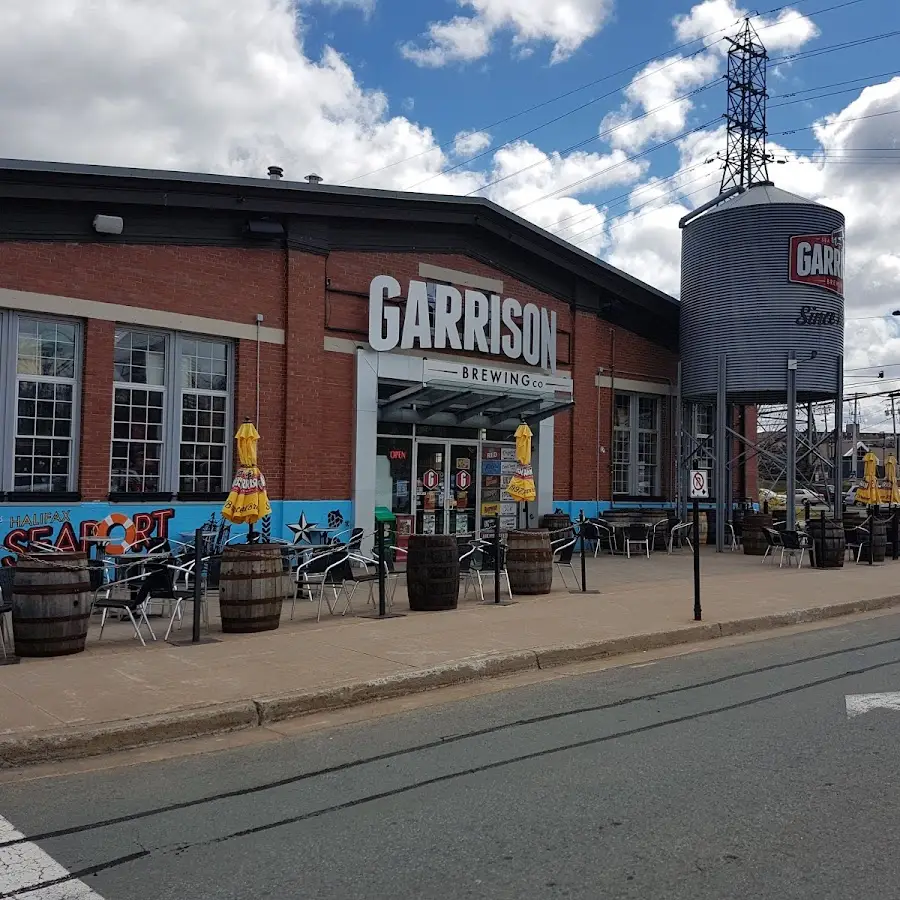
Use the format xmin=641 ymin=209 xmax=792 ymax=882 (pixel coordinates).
xmin=0 ymin=499 xmax=353 ymax=563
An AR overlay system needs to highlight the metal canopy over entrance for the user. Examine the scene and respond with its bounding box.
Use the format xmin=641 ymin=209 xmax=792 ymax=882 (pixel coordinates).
xmin=377 ymin=381 xmax=574 ymax=432
xmin=354 ymin=347 xmax=574 ymax=554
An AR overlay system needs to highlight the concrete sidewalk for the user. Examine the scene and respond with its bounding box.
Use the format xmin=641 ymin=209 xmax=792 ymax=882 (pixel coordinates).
xmin=2 ymin=548 xmax=900 ymax=766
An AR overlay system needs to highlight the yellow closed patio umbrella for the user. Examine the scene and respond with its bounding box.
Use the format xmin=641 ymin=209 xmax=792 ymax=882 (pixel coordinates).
xmin=886 ymin=455 xmax=900 ymax=506
xmin=855 ymin=450 xmax=880 ymax=506
xmin=222 ymin=420 xmax=272 ymax=541
xmin=506 ymin=423 xmax=536 ymax=504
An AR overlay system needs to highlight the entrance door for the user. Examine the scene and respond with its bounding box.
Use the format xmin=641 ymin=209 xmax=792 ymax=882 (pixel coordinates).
xmin=415 ymin=441 xmax=479 ymax=536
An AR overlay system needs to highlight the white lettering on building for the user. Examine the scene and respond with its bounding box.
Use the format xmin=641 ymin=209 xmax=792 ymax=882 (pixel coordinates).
xmin=368 ymin=276 xmax=557 ymax=373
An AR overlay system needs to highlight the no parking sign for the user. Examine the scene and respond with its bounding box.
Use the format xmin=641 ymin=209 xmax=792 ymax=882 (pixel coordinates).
xmin=690 ymin=469 xmax=709 ymax=499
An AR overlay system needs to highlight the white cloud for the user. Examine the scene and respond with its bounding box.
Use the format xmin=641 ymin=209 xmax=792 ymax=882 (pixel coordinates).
xmin=673 ymin=0 xmax=819 ymax=53
xmin=0 ymin=0 xmax=630 ymax=258
xmin=453 ymin=130 xmax=493 ymax=157
xmin=400 ymin=0 xmax=614 ymax=67
xmin=601 ymin=53 xmax=721 ymax=151
xmin=0 ymin=0 xmax=482 ymax=194
xmin=602 ymin=1 xmax=818 ymax=153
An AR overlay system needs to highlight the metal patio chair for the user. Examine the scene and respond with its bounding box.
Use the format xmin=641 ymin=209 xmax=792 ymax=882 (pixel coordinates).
xmin=779 ymin=529 xmax=814 ymax=569
xmin=470 ymin=538 xmax=512 ymax=602
xmin=552 ymin=536 xmax=579 ymax=590
xmin=761 ymin=527 xmax=784 ymax=564
xmin=624 ymin=523 xmax=651 ymax=559
xmin=667 ymin=520 xmax=694 ymax=554
xmin=294 ymin=545 xmax=355 ymax=622
xmin=591 ymin=519 xmax=618 ymax=556
xmin=90 ymin=571 xmax=159 ymax=646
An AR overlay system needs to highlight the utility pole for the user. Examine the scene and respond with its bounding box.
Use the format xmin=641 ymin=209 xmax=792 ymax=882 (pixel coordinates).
xmin=892 ymin=394 xmax=897 ymax=459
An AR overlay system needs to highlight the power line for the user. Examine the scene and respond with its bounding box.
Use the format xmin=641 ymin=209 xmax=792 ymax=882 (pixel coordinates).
xmin=349 ymin=0 xmax=852 ymax=186
xmin=467 ymin=25 xmax=900 ymax=205
xmin=510 ymin=118 xmax=721 ymax=214
xmin=551 ymin=159 xmax=712 ymax=234
xmin=772 ymin=106 xmax=900 ymax=136
xmin=408 ymin=54 xmax=718 ymax=192
xmin=468 ymin=80 xmax=721 ymax=199
xmin=393 ymin=0 xmax=874 ymax=192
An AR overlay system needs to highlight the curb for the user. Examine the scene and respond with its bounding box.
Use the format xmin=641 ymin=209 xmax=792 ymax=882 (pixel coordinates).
xmin=3 ymin=594 xmax=900 ymax=767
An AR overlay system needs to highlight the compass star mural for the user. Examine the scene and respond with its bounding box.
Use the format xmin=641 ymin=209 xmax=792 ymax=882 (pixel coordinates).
xmin=287 ymin=512 xmax=317 ymax=545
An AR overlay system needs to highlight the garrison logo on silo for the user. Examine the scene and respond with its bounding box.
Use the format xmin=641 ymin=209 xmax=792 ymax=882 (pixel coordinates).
xmin=788 ymin=226 xmax=845 ymax=297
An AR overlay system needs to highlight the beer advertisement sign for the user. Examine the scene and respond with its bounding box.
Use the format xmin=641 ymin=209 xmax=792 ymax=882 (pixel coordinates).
xmin=789 ymin=227 xmax=844 ymax=297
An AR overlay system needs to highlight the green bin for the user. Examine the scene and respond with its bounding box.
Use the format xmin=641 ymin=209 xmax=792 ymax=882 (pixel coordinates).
xmin=374 ymin=507 xmax=397 ymax=561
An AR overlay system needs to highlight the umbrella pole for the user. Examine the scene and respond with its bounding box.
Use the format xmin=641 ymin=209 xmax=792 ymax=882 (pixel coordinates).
xmin=248 ymin=522 xmax=255 ymax=544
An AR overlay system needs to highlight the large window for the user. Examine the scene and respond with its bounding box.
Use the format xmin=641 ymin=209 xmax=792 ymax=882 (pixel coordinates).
xmin=612 ymin=393 xmax=660 ymax=496
xmin=0 ymin=313 xmax=80 ymax=494
xmin=111 ymin=329 xmax=231 ymax=495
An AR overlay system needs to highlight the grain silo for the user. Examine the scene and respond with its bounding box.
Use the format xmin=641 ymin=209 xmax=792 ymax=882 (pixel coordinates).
xmin=675 ymin=18 xmax=846 ymax=547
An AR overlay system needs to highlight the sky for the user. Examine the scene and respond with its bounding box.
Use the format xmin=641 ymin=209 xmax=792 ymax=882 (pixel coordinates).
xmin=0 ymin=0 xmax=898 ymax=425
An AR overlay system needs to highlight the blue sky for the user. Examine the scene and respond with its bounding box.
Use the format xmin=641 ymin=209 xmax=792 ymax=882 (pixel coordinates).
xmin=298 ymin=0 xmax=898 ymax=214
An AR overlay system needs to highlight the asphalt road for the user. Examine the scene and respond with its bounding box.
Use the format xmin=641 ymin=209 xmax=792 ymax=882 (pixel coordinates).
xmin=4 ymin=615 xmax=900 ymax=900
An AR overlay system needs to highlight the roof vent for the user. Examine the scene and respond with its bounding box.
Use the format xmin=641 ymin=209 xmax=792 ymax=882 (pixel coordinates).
xmin=267 ymin=166 xmax=284 ymax=181
xmin=305 ymin=173 xmax=323 ymax=185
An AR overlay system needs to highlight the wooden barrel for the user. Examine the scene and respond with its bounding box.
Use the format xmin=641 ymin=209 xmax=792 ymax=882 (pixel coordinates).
xmin=11 ymin=552 xmax=92 ymax=657
xmin=806 ymin=518 xmax=845 ymax=568
xmin=859 ymin=518 xmax=888 ymax=563
xmin=742 ymin=513 xmax=773 ymax=556
xmin=540 ymin=513 xmax=573 ymax=541
xmin=406 ymin=535 xmax=459 ymax=611
xmin=218 ymin=544 xmax=288 ymax=633
xmin=506 ymin=529 xmax=553 ymax=595
xmin=705 ymin=509 xmax=716 ymax=545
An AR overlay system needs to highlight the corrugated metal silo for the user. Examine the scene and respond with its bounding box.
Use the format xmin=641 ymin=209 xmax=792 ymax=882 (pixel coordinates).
xmin=680 ymin=183 xmax=845 ymax=403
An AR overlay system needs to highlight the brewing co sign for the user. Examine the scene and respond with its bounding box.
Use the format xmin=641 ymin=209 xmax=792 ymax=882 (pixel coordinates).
xmin=368 ymin=275 xmax=558 ymax=374
xmin=789 ymin=227 xmax=845 ymax=297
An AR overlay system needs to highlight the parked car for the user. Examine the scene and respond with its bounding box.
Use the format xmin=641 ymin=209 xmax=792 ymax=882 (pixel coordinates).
xmin=794 ymin=488 xmax=828 ymax=507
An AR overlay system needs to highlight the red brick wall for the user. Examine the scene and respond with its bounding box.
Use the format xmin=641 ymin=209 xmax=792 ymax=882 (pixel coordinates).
xmin=0 ymin=243 xmax=286 ymax=327
xmin=0 ymin=241 xmax=681 ymax=503
xmin=0 ymin=242 xmax=290 ymax=499
xmin=79 ymin=319 xmax=114 ymax=501
xmin=321 ymin=250 xmax=679 ymax=504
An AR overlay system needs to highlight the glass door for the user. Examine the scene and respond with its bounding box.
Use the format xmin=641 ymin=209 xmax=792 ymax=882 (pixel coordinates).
xmin=447 ymin=444 xmax=478 ymax=536
xmin=415 ymin=442 xmax=446 ymax=535
xmin=415 ymin=441 xmax=480 ymax=535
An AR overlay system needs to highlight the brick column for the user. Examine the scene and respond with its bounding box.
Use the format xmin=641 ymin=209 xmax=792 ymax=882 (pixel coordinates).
xmin=79 ymin=319 xmax=114 ymax=501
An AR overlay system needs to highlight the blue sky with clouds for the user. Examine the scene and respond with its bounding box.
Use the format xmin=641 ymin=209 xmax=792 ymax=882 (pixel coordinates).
xmin=300 ymin=0 xmax=898 ymax=210
xmin=0 ymin=0 xmax=897 ymax=412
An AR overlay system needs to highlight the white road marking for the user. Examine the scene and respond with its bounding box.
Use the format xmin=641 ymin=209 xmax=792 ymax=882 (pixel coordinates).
xmin=845 ymin=692 xmax=900 ymax=718
xmin=0 ymin=813 xmax=105 ymax=899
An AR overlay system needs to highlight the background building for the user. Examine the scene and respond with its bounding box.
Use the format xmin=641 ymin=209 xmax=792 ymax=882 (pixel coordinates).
xmin=0 ymin=159 xmax=754 ymax=559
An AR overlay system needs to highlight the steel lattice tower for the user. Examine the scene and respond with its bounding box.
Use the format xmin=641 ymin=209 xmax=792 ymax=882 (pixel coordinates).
xmin=720 ymin=18 xmax=770 ymax=191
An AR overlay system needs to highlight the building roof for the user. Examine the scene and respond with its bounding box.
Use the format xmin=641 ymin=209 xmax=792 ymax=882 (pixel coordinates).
xmin=0 ymin=157 xmax=680 ymax=350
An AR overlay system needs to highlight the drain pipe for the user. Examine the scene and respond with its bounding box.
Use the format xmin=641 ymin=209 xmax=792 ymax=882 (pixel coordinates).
xmin=255 ymin=314 xmax=263 ymax=426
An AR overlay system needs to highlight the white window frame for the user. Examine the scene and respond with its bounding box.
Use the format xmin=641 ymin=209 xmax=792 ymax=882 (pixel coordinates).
xmin=110 ymin=327 xmax=234 ymax=496
xmin=0 ymin=310 xmax=82 ymax=495
xmin=612 ymin=392 xmax=661 ymax=497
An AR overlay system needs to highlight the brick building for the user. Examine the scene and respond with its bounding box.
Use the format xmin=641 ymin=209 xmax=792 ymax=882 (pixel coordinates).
xmin=0 ymin=159 xmax=752 ymax=559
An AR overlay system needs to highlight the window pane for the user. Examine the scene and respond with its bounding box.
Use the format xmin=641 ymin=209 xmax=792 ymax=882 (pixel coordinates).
xmin=13 ymin=320 xmax=77 ymax=492
xmin=612 ymin=394 xmax=633 ymax=494
xmin=109 ymin=386 xmax=165 ymax=493
xmin=638 ymin=397 xmax=657 ymax=431
xmin=179 ymin=389 xmax=229 ymax=493
xmin=114 ymin=329 xmax=167 ymax=386
xmin=614 ymin=394 xmax=630 ymax=429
